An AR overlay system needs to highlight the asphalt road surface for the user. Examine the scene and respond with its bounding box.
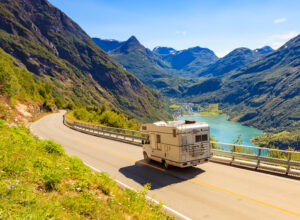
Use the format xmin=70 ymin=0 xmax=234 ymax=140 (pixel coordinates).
xmin=30 ymin=112 xmax=300 ymax=220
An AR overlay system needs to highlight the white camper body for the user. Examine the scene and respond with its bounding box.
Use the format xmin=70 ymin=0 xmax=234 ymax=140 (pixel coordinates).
xmin=140 ymin=120 xmax=210 ymax=168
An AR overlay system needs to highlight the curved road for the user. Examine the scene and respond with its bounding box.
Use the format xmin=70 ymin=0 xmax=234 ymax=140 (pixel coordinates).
xmin=30 ymin=112 xmax=300 ymax=220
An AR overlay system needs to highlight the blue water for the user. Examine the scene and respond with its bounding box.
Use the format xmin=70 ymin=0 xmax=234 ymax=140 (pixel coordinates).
xmin=180 ymin=115 xmax=263 ymax=146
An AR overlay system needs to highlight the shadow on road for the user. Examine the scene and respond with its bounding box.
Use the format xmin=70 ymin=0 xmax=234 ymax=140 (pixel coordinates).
xmin=119 ymin=160 xmax=205 ymax=190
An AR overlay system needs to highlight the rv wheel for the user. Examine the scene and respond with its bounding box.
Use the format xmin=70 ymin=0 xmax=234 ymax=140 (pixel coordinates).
xmin=143 ymin=152 xmax=150 ymax=163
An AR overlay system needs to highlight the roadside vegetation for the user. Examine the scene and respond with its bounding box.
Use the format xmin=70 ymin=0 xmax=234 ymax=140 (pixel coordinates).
xmin=66 ymin=105 xmax=140 ymax=130
xmin=252 ymin=130 xmax=300 ymax=151
xmin=0 ymin=120 xmax=171 ymax=219
xmin=211 ymin=134 xmax=300 ymax=162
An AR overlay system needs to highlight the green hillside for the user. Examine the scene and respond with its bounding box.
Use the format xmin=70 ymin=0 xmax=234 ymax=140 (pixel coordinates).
xmin=184 ymin=35 xmax=300 ymax=135
xmin=0 ymin=0 xmax=171 ymax=122
xmin=0 ymin=47 xmax=56 ymax=121
xmin=0 ymin=120 xmax=171 ymax=219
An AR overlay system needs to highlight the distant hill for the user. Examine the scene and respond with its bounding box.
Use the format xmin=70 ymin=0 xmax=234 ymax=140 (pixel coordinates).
xmin=198 ymin=46 xmax=274 ymax=77
xmin=185 ymin=36 xmax=300 ymax=132
xmin=153 ymin=46 xmax=219 ymax=77
xmin=92 ymin=38 xmax=123 ymax=52
xmin=94 ymin=36 xmax=194 ymax=96
xmin=0 ymin=0 xmax=171 ymax=121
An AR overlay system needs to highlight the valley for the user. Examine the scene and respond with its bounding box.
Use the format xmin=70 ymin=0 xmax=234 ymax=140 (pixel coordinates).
xmin=0 ymin=0 xmax=300 ymax=219
xmin=92 ymin=34 xmax=299 ymax=150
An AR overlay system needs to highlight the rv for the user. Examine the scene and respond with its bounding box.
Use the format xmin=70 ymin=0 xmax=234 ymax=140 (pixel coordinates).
xmin=140 ymin=120 xmax=210 ymax=168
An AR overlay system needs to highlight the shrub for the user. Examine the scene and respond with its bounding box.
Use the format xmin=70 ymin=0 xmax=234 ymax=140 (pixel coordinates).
xmin=43 ymin=170 xmax=62 ymax=191
xmin=69 ymin=156 xmax=89 ymax=175
xmin=39 ymin=140 xmax=65 ymax=155
xmin=70 ymin=105 xmax=140 ymax=130
xmin=33 ymin=157 xmax=52 ymax=169
xmin=54 ymin=97 xmax=65 ymax=109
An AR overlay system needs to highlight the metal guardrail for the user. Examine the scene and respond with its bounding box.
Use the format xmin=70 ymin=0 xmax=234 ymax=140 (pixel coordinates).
xmin=63 ymin=115 xmax=300 ymax=176
xmin=210 ymin=141 xmax=300 ymax=176
xmin=63 ymin=115 xmax=147 ymax=145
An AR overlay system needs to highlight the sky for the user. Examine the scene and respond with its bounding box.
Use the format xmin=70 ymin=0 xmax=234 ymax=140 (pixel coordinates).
xmin=49 ymin=0 xmax=300 ymax=57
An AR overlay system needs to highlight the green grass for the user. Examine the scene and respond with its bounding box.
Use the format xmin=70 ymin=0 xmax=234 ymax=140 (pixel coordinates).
xmin=0 ymin=120 xmax=172 ymax=219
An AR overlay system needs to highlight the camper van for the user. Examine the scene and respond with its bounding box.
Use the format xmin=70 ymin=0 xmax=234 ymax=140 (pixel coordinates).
xmin=140 ymin=120 xmax=210 ymax=168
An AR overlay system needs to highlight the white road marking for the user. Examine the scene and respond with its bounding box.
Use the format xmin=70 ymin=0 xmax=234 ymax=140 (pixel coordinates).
xmin=84 ymin=163 xmax=191 ymax=220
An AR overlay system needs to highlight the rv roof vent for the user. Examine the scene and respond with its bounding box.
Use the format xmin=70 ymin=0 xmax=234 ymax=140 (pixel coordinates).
xmin=185 ymin=120 xmax=196 ymax=124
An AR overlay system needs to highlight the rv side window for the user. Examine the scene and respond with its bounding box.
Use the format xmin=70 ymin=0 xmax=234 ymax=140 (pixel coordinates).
xmin=202 ymin=134 xmax=208 ymax=142
xmin=173 ymin=129 xmax=176 ymax=137
xmin=156 ymin=135 xmax=161 ymax=143
xmin=195 ymin=135 xmax=201 ymax=142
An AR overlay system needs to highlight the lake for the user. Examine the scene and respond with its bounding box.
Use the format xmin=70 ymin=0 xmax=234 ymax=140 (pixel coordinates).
xmin=180 ymin=115 xmax=262 ymax=146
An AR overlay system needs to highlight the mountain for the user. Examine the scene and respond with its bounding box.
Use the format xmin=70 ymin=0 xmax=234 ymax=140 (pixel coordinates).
xmin=153 ymin=46 xmax=177 ymax=55
xmin=254 ymin=46 xmax=274 ymax=56
xmin=92 ymin=38 xmax=123 ymax=52
xmin=99 ymin=36 xmax=194 ymax=96
xmin=198 ymin=46 xmax=274 ymax=77
xmin=185 ymin=35 xmax=300 ymax=132
xmin=0 ymin=0 xmax=171 ymax=121
xmin=153 ymin=46 xmax=219 ymax=77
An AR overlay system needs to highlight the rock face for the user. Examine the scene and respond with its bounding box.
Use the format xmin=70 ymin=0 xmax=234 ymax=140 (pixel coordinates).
xmin=0 ymin=0 xmax=170 ymax=121
xmin=185 ymin=35 xmax=300 ymax=132
xmin=198 ymin=46 xmax=274 ymax=77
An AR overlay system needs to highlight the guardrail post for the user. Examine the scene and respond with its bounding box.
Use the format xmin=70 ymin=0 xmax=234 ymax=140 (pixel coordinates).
xmin=286 ymin=152 xmax=292 ymax=175
xmin=256 ymin=148 xmax=261 ymax=170
xmin=230 ymin=145 xmax=235 ymax=165
xmin=132 ymin=131 xmax=135 ymax=142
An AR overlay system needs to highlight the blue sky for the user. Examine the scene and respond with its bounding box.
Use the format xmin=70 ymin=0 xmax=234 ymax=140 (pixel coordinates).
xmin=49 ymin=0 xmax=300 ymax=57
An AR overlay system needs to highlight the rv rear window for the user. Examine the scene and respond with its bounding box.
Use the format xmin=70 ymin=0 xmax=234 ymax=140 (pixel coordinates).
xmin=156 ymin=134 xmax=161 ymax=143
xmin=202 ymin=134 xmax=208 ymax=142
xmin=195 ymin=135 xmax=201 ymax=142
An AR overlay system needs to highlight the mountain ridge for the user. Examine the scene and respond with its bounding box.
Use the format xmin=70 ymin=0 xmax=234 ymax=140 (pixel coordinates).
xmin=184 ymin=35 xmax=300 ymax=132
xmin=198 ymin=46 xmax=274 ymax=77
xmin=153 ymin=46 xmax=219 ymax=77
xmin=93 ymin=36 xmax=194 ymax=96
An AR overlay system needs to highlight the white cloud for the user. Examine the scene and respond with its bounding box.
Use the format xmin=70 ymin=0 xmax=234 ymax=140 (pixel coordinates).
xmin=273 ymin=31 xmax=298 ymax=40
xmin=268 ymin=31 xmax=299 ymax=49
xmin=274 ymin=18 xmax=287 ymax=24
xmin=271 ymin=41 xmax=284 ymax=49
